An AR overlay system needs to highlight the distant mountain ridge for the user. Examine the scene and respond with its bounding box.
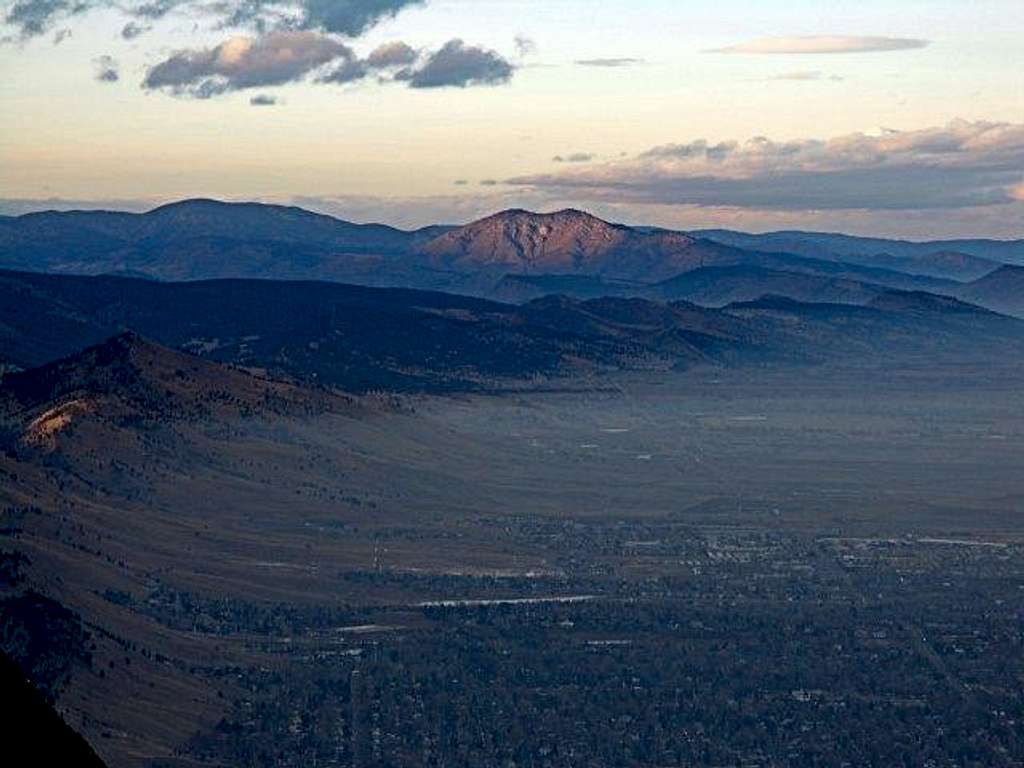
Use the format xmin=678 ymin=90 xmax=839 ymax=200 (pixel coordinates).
xmin=0 ymin=199 xmax=446 ymax=283
xmin=0 ymin=200 xmax=999 ymax=306
xmin=2 ymin=198 xmax=431 ymax=253
xmin=955 ymin=265 xmax=1024 ymax=318
xmin=692 ymin=228 xmax=1022 ymax=276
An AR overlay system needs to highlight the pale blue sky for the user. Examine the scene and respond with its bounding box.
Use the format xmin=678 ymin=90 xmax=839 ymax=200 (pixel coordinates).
xmin=0 ymin=0 xmax=1021 ymax=236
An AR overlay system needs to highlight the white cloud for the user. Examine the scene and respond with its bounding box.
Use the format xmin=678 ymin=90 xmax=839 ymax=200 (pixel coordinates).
xmin=763 ymin=70 xmax=844 ymax=82
xmin=712 ymin=36 xmax=929 ymax=55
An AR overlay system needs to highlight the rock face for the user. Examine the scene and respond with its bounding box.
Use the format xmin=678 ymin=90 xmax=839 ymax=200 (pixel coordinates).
xmin=418 ymin=209 xmax=729 ymax=281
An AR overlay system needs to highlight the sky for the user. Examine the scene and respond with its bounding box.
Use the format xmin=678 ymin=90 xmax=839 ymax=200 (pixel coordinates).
xmin=0 ymin=0 xmax=1022 ymax=238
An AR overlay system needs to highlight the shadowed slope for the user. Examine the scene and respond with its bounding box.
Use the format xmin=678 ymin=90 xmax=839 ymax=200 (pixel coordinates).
xmin=956 ymin=266 xmax=1024 ymax=318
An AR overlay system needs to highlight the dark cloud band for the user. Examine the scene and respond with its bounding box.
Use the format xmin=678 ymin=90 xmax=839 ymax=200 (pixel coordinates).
xmin=143 ymin=32 xmax=516 ymax=97
xmin=2 ymin=0 xmax=424 ymax=39
xmin=398 ymin=39 xmax=514 ymax=88
xmin=510 ymin=121 xmax=1024 ymax=212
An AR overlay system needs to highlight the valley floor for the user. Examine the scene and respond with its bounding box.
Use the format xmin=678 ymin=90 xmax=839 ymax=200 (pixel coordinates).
xmin=3 ymin=365 xmax=1024 ymax=767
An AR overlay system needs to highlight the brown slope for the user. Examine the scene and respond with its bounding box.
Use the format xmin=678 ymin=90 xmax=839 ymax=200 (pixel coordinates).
xmin=0 ymin=332 xmax=354 ymax=451
xmin=0 ymin=336 xmax=381 ymax=766
xmin=418 ymin=209 xmax=730 ymax=281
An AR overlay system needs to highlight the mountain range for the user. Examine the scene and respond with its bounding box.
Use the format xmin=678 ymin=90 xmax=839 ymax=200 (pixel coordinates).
xmin=690 ymin=228 xmax=1024 ymax=276
xmin=5 ymin=200 xmax=1023 ymax=316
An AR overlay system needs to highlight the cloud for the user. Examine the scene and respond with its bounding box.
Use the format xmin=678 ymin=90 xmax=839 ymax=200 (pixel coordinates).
xmin=575 ymin=57 xmax=643 ymax=68
xmin=318 ymin=41 xmax=419 ymax=86
xmin=143 ymin=30 xmax=351 ymax=97
xmin=365 ymin=40 xmax=416 ymax=68
xmin=508 ymin=120 xmax=1024 ymax=212
xmin=249 ymin=93 xmax=276 ymax=105
xmin=2 ymin=0 xmax=425 ymax=39
xmin=120 ymin=20 xmax=148 ymax=39
xmin=765 ymin=70 xmax=844 ymax=82
xmin=640 ymin=140 xmax=738 ymax=161
xmin=513 ymin=35 xmax=535 ymax=58
xmin=399 ymin=39 xmax=514 ymax=88
xmin=297 ymin=0 xmax=423 ymax=37
xmin=318 ymin=53 xmax=368 ymax=84
xmin=140 ymin=31 xmax=514 ymax=96
xmin=712 ymin=35 xmax=929 ymax=55
xmin=4 ymin=1 xmax=517 ymax=94
xmin=553 ymin=152 xmax=595 ymax=164
xmin=4 ymin=0 xmax=82 ymax=38
xmin=94 ymin=53 xmax=119 ymax=82
xmin=130 ymin=0 xmax=187 ymax=21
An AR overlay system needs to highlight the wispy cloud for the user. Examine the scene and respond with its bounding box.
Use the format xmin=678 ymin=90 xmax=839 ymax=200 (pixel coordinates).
xmin=575 ymin=57 xmax=644 ymax=68
xmin=509 ymin=120 xmax=1024 ymax=212
xmin=711 ymin=36 xmax=929 ymax=55
xmin=514 ymin=35 xmax=536 ymax=58
xmin=765 ymin=70 xmax=844 ymax=82
xmin=553 ymin=152 xmax=595 ymax=163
